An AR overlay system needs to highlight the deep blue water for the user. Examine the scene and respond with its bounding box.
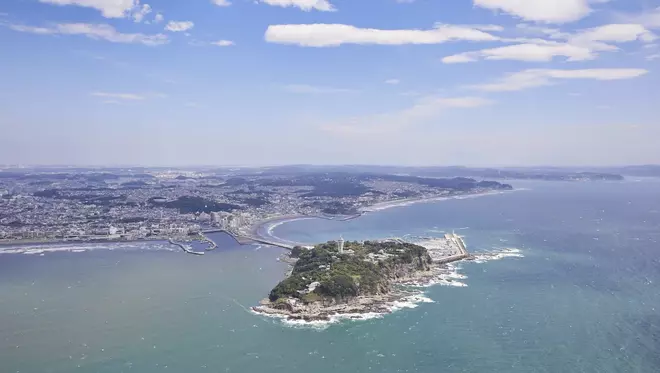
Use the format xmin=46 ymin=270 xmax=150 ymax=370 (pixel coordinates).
xmin=1 ymin=180 xmax=659 ymax=373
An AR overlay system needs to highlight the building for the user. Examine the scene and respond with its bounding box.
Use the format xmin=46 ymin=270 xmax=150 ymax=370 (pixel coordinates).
xmin=337 ymin=236 xmax=345 ymax=254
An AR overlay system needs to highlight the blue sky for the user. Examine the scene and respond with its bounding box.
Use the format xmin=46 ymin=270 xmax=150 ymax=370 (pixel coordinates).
xmin=1 ymin=0 xmax=659 ymax=166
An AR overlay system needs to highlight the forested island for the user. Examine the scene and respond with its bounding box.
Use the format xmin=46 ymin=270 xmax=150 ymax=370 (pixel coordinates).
xmin=253 ymin=240 xmax=439 ymax=321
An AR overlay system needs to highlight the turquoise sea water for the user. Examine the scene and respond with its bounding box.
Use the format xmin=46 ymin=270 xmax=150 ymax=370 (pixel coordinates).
xmin=1 ymin=180 xmax=659 ymax=373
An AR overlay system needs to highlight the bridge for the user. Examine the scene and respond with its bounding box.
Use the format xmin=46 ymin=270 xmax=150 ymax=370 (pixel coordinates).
xmin=202 ymin=229 xmax=295 ymax=250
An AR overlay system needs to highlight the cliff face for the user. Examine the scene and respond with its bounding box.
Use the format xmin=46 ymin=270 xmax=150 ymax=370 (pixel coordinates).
xmin=268 ymin=241 xmax=432 ymax=305
xmin=383 ymin=254 xmax=432 ymax=279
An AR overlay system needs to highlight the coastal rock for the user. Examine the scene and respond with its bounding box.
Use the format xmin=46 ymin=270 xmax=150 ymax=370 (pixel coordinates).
xmin=255 ymin=240 xmax=439 ymax=321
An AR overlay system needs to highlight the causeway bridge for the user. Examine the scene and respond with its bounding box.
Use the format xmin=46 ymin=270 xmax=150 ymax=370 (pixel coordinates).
xmin=202 ymin=229 xmax=295 ymax=250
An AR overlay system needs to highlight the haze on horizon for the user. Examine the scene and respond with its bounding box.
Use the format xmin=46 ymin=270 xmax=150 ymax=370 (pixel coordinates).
xmin=1 ymin=0 xmax=659 ymax=167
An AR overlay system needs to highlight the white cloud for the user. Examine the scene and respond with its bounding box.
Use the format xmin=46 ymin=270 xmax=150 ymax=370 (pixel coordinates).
xmin=91 ymin=92 xmax=146 ymax=100
xmin=443 ymin=42 xmax=596 ymax=63
xmin=260 ymin=0 xmax=335 ymax=12
xmin=385 ymin=79 xmax=400 ymax=85
xmin=165 ymin=21 xmax=194 ymax=32
xmin=212 ymin=0 xmax=231 ymax=6
xmin=570 ymin=23 xmax=656 ymax=44
xmin=132 ymin=3 xmax=151 ymax=23
xmin=211 ymin=40 xmax=235 ymax=46
xmin=284 ymin=84 xmax=356 ymax=94
xmin=321 ymin=96 xmax=493 ymax=134
xmin=469 ymin=68 xmax=648 ymax=92
xmin=516 ymin=23 xmax=564 ymax=37
xmin=6 ymin=22 xmax=169 ymax=46
xmin=265 ymin=23 xmax=500 ymax=47
xmin=442 ymin=24 xmax=655 ymax=64
xmin=473 ymin=0 xmax=592 ymax=23
xmin=38 ymin=0 xmax=139 ymax=18
xmin=618 ymin=7 xmax=660 ymax=29
xmin=647 ymin=53 xmax=660 ymax=61
xmin=153 ymin=13 xmax=164 ymax=23
xmin=460 ymin=24 xmax=505 ymax=32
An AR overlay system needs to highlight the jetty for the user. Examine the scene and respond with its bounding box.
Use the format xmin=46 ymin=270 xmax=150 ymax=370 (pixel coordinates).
xmin=168 ymin=239 xmax=205 ymax=256
xmin=435 ymin=233 xmax=470 ymax=264
xmin=200 ymin=235 xmax=218 ymax=251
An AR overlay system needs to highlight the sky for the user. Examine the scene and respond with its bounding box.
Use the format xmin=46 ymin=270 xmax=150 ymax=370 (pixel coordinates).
xmin=0 ymin=0 xmax=659 ymax=167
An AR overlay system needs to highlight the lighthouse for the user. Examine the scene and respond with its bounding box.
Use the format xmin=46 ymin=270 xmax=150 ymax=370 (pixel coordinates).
xmin=338 ymin=235 xmax=345 ymax=254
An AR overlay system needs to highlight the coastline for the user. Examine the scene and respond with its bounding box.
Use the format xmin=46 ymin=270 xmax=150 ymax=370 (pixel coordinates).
xmin=251 ymin=260 xmax=467 ymax=323
xmin=0 ymin=234 xmax=218 ymax=256
xmin=0 ymin=189 xmax=511 ymax=251
xmin=0 ymin=236 xmax=168 ymax=248
xmin=252 ymin=233 xmax=473 ymax=324
xmin=249 ymin=189 xmax=512 ymax=244
xmin=359 ymin=189 xmax=510 ymax=213
xmin=252 ymin=244 xmax=524 ymax=327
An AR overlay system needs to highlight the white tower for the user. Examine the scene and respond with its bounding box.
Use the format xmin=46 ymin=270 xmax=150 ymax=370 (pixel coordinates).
xmin=338 ymin=235 xmax=345 ymax=254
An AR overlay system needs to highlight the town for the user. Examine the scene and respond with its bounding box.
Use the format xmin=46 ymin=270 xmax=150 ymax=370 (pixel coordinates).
xmin=0 ymin=166 xmax=513 ymax=243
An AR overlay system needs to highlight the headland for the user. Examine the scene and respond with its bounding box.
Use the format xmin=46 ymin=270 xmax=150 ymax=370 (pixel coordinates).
xmin=252 ymin=233 xmax=470 ymax=322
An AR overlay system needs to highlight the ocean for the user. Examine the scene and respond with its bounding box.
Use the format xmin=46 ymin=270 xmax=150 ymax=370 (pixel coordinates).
xmin=1 ymin=179 xmax=659 ymax=373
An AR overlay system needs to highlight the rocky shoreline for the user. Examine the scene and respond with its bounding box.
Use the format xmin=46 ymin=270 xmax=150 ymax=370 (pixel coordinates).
xmin=252 ymin=263 xmax=455 ymax=322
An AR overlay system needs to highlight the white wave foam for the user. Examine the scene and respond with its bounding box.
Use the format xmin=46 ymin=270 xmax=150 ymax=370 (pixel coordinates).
xmin=0 ymin=241 xmax=174 ymax=256
xmin=252 ymin=308 xmax=386 ymax=330
xmin=363 ymin=190 xmax=513 ymax=213
xmin=389 ymin=294 xmax=435 ymax=311
xmin=472 ymin=248 xmax=524 ymax=264
xmin=255 ymin=291 xmax=436 ymax=329
xmin=265 ymin=217 xmax=316 ymax=237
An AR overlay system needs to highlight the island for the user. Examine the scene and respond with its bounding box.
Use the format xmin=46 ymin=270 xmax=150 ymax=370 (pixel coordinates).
xmin=252 ymin=234 xmax=470 ymax=322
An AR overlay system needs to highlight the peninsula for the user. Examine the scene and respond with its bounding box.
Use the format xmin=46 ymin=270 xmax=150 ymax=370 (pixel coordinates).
xmin=253 ymin=234 xmax=470 ymax=321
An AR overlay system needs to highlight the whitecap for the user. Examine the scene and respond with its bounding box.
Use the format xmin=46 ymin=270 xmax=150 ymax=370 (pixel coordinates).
xmin=0 ymin=241 xmax=173 ymax=256
xmin=472 ymin=248 xmax=524 ymax=263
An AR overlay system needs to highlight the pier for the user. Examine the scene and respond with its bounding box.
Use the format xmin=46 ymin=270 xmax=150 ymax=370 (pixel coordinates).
xmin=435 ymin=233 xmax=470 ymax=264
xmin=200 ymin=235 xmax=218 ymax=251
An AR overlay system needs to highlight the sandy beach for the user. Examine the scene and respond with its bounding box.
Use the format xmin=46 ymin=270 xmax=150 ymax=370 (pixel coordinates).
xmin=249 ymin=189 xmax=512 ymax=243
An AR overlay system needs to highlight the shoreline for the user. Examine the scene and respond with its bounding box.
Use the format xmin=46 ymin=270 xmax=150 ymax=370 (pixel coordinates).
xmin=251 ymin=261 xmax=466 ymax=323
xmin=249 ymin=189 xmax=512 ymax=245
xmin=0 ymin=236 xmax=168 ymax=248
xmin=0 ymin=234 xmax=218 ymax=255
xmin=0 ymin=189 xmax=511 ymax=250
xmin=252 ymin=233 xmax=473 ymax=324
xmin=359 ymin=189 xmax=510 ymax=212
xmin=253 ymin=246 xmax=525 ymax=327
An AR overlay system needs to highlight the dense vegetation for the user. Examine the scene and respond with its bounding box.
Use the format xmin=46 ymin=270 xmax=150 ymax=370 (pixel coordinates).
xmin=269 ymin=241 xmax=432 ymax=303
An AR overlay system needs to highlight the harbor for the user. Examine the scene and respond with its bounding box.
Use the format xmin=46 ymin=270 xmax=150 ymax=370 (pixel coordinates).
xmin=412 ymin=233 xmax=471 ymax=265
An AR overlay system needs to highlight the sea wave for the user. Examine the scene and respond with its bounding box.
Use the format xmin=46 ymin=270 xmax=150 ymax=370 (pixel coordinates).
xmin=252 ymin=308 xmax=386 ymax=330
xmin=254 ymin=291 xmax=436 ymax=330
xmin=264 ymin=217 xmax=316 ymax=237
xmin=361 ymin=190 xmax=515 ymax=213
xmin=0 ymin=242 xmax=175 ymax=256
xmin=257 ymin=243 xmax=527 ymax=329
xmin=472 ymin=248 xmax=524 ymax=264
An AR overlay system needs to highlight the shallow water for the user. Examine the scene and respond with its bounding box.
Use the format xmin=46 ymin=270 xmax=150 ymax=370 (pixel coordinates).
xmin=1 ymin=180 xmax=659 ymax=373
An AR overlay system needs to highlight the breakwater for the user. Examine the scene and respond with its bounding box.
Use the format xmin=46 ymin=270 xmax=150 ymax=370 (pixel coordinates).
xmin=168 ymin=239 xmax=205 ymax=256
